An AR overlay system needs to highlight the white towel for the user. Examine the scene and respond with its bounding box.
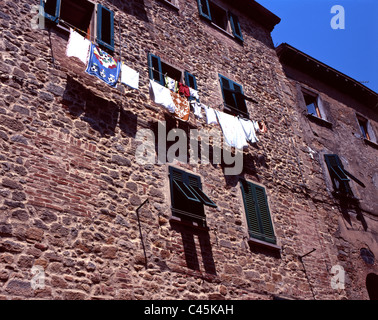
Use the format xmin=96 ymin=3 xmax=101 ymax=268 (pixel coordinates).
xmin=149 ymin=80 xmax=175 ymax=113
xmin=121 ymin=63 xmax=139 ymax=89
xmin=66 ymin=29 xmax=91 ymax=65
xmin=190 ymin=101 xmax=203 ymax=119
xmin=204 ymin=106 xmax=218 ymax=125
xmin=215 ymin=110 xmax=248 ymax=149
xmin=239 ymin=118 xmax=259 ymax=144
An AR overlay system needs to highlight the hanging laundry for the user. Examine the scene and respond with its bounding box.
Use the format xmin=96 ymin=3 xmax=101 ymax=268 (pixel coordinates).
xmin=121 ymin=63 xmax=139 ymax=90
xmin=238 ymin=118 xmax=260 ymax=144
xmin=215 ymin=110 xmax=248 ymax=149
xmin=189 ymin=87 xmax=200 ymax=101
xmin=258 ymin=120 xmax=268 ymax=133
xmin=204 ymin=105 xmax=218 ymax=125
xmin=190 ymin=101 xmax=203 ymax=119
xmin=85 ymin=43 xmax=121 ymax=88
xmin=171 ymin=91 xmax=190 ymax=121
xmin=165 ymin=76 xmax=178 ymax=92
xmin=149 ymin=80 xmax=176 ymax=113
xmin=178 ymin=82 xmax=191 ymax=98
xmin=66 ymin=28 xmax=91 ymax=65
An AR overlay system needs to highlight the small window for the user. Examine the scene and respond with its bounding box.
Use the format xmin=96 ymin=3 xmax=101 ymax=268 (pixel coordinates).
xmin=303 ymin=92 xmax=321 ymax=118
xmin=169 ymin=166 xmax=216 ymax=227
xmin=219 ymin=74 xmax=248 ymax=117
xmin=240 ymin=180 xmax=276 ymax=244
xmin=197 ymin=0 xmax=243 ymax=41
xmin=357 ymin=116 xmax=370 ymax=140
xmin=41 ymin=0 xmax=114 ymax=51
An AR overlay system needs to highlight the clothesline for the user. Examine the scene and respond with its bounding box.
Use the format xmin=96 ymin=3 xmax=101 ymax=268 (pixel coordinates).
xmin=59 ymin=19 xmax=97 ymax=43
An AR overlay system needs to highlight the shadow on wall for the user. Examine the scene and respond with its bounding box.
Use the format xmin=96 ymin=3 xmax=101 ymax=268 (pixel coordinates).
xmin=62 ymin=76 xmax=137 ymax=138
xmin=170 ymin=221 xmax=217 ymax=275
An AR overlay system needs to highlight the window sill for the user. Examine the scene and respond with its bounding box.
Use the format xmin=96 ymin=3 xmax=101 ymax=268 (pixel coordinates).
xmin=248 ymin=237 xmax=281 ymax=251
xmin=306 ymin=114 xmax=333 ymax=128
xmin=364 ymin=138 xmax=378 ymax=149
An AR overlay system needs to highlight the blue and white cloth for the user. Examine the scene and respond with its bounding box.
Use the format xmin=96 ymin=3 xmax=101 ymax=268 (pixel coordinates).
xmin=85 ymin=44 xmax=121 ymax=87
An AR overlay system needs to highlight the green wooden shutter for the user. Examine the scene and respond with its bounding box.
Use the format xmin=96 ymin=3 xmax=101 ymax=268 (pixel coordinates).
xmin=229 ymin=12 xmax=244 ymax=42
xmin=324 ymin=154 xmax=352 ymax=195
xmin=219 ymin=74 xmax=236 ymax=110
xmin=97 ymin=4 xmax=115 ymax=51
xmin=184 ymin=71 xmax=197 ymax=90
xmin=148 ymin=53 xmax=164 ymax=85
xmin=41 ymin=0 xmax=60 ymax=23
xmin=232 ymin=82 xmax=248 ymax=115
xmin=240 ymin=180 xmax=276 ymax=244
xmin=197 ymin=0 xmax=211 ymax=21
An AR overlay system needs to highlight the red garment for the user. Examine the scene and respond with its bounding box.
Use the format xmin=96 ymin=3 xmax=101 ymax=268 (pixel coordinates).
xmin=178 ymin=82 xmax=190 ymax=98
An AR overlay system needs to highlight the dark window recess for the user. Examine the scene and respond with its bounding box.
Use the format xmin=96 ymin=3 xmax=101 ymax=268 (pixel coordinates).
xmin=303 ymin=92 xmax=321 ymax=118
xmin=169 ymin=167 xmax=216 ymax=227
xmin=41 ymin=0 xmax=114 ymax=51
xmin=357 ymin=117 xmax=370 ymax=140
xmin=240 ymin=179 xmax=276 ymax=244
xmin=219 ymin=74 xmax=248 ymax=117
xmin=209 ymin=2 xmax=228 ymax=30
xmin=360 ymin=248 xmax=375 ymax=265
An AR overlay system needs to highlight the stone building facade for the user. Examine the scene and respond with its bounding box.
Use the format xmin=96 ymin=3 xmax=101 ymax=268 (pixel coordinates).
xmin=0 ymin=0 xmax=376 ymax=300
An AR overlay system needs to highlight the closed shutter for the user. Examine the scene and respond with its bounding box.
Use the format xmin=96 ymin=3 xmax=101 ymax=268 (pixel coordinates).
xmin=240 ymin=180 xmax=276 ymax=244
xmin=97 ymin=4 xmax=114 ymax=51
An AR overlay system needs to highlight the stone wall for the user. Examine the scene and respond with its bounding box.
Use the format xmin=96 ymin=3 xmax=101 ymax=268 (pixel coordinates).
xmin=0 ymin=0 xmax=350 ymax=299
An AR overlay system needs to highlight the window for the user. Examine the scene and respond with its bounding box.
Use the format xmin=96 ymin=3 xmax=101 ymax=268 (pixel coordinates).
xmin=148 ymin=54 xmax=198 ymax=89
xmin=324 ymin=154 xmax=353 ymax=197
xmin=240 ymin=180 xmax=276 ymax=244
xmin=219 ymin=74 xmax=248 ymax=117
xmin=303 ymin=92 xmax=321 ymax=118
xmin=358 ymin=117 xmax=370 ymax=140
xmin=169 ymin=167 xmax=216 ymax=227
xmin=197 ymin=0 xmax=244 ymax=41
xmin=40 ymin=0 xmax=114 ymax=51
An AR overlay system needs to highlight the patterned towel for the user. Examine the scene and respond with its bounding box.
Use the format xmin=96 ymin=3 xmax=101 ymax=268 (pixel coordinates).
xmin=170 ymin=91 xmax=190 ymax=122
xmin=85 ymin=44 xmax=121 ymax=88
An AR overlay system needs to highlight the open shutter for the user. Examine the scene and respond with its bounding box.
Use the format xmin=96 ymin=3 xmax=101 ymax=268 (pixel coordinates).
xmin=188 ymin=176 xmax=217 ymax=208
xmin=184 ymin=71 xmax=197 ymax=90
xmin=97 ymin=4 xmax=114 ymax=51
xmin=197 ymin=0 xmax=211 ymax=20
xmin=241 ymin=180 xmax=276 ymax=244
xmin=219 ymin=75 xmax=236 ymax=110
xmin=229 ymin=12 xmax=244 ymax=42
xmin=324 ymin=154 xmax=352 ymax=195
xmin=41 ymin=0 xmax=60 ymax=23
xmin=148 ymin=53 xmax=164 ymax=85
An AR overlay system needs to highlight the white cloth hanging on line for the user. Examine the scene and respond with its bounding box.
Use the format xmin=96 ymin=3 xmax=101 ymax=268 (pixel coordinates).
xmin=238 ymin=118 xmax=260 ymax=144
xmin=149 ymin=80 xmax=176 ymax=113
xmin=215 ymin=110 xmax=248 ymax=149
xmin=121 ymin=63 xmax=139 ymax=90
xmin=204 ymin=105 xmax=218 ymax=125
xmin=66 ymin=28 xmax=91 ymax=65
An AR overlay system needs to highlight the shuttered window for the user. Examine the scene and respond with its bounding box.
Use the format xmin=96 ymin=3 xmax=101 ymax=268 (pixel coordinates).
xmin=324 ymin=154 xmax=352 ymax=196
xmin=184 ymin=71 xmax=197 ymax=90
xmin=197 ymin=0 xmax=243 ymax=41
xmin=40 ymin=0 xmax=114 ymax=52
xmin=219 ymin=74 xmax=248 ymax=117
xmin=240 ymin=180 xmax=276 ymax=244
xmin=169 ymin=167 xmax=216 ymax=225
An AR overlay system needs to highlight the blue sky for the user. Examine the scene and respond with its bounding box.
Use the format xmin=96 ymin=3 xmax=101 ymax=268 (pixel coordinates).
xmin=256 ymin=0 xmax=378 ymax=93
